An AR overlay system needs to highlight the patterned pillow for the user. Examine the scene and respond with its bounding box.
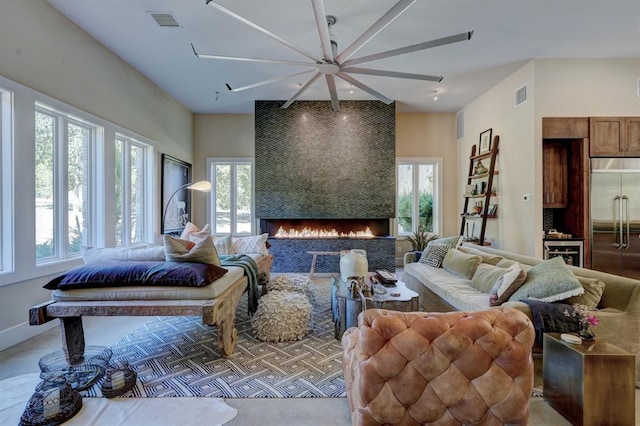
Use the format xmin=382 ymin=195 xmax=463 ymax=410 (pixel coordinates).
xmin=232 ymin=233 xmax=269 ymax=254
xmin=212 ymin=234 xmax=233 ymax=255
xmin=163 ymin=234 xmax=221 ymax=266
xmin=419 ymin=243 xmax=451 ymax=268
xmin=508 ymin=256 xmax=583 ymax=303
xmin=180 ymin=222 xmax=211 ymax=240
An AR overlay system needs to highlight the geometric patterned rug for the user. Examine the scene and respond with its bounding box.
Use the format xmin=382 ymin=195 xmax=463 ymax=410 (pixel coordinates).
xmin=83 ymin=278 xmax=346 ymax=398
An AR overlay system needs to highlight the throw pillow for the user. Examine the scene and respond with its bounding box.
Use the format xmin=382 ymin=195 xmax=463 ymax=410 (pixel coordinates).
xmin=458 ymin=246 xmax=504 ymax=266
xmin=126 ymin=245 xmax=166 ymax=261
xmin=232 ymin=233 xmax=269 ymax=255
xmin=561 ymin=277 xmax=605 ymax=310
xmin=442 ymin=249 xmax=482 ymax=279
xmin=418 ymin=242 xmax=451 ymax=268
xmin=180 ymin=222 xmax=211 ymax=240
xmin=431 ymin=235 xmax=463 ymax=249
xmin=81 ymin=245 xmax=147 ymax=264
xmin=489 ymin=262 xmax=527 ymax=306
xmin=471 ymin=263 xmax=508 ymax=293
xmin=163 ymin=234 xmax=221 ymax=266
xmin=212 ymin=234 xmax=233 ymax=255
xmin=496 ymin=258 xmax=517 ymax=268
xmin=508 ymin=256 xmax=584 ymax=303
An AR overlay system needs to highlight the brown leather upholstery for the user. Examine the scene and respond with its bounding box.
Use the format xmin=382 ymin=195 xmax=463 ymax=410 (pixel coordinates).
xmin=341 ymin=308 xmax=534 ymax=425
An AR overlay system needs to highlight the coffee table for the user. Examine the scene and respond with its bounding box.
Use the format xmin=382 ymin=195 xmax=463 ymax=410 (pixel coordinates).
xmin=331 ymin=274 xmax=418 ymax=339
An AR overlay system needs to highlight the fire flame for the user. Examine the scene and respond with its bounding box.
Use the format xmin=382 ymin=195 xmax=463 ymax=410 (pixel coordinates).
xmin=274 ymin=226 xmax=374 ymax=238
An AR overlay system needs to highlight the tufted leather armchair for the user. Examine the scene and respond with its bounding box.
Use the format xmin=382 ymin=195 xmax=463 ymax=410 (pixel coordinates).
xmin=341 ymin=308 xmax=534 ymax=425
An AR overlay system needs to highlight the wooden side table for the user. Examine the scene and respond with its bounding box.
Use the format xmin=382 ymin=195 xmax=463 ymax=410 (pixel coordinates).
xmin=543 ymin=333 xmax=636 ymax=426
xmin=331 ymin=275 xmax=418 ymax=340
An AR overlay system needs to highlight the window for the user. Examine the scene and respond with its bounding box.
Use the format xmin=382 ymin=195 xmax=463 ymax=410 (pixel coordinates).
xmin=115 ymin=135 xmax=150 ymax=246
xmin=35 ymin=104 xmax=98 ymax=262
xmin=396 ymin=158 xmax=442 ymax=236
xmin=207 ymin=158 xmax=254 ymax=235
xmin=0 ymin=86 xmax=12 ymax=272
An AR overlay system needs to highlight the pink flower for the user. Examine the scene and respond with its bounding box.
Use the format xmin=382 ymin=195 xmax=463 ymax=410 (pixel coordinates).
xmin=587 ymin=315 xmax=599 ymax=327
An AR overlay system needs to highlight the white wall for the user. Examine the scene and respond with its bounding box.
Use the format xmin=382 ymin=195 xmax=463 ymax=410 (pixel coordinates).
xmin=0 ymin=0 xmax=193 ymax=350
xmin=458 ymin=61 xmax=537 ymax=254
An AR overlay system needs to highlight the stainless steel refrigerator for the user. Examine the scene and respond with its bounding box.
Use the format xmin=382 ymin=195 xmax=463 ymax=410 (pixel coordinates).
xmin=591 ymin=158 xmax=640 ymax=279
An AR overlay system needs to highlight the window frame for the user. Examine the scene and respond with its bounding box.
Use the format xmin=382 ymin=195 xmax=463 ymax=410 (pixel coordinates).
xmin=395 ymin=157 xmax=443 ymax=237
xmin=0 ymin=86 xmax=13 ymax=274
xmin=206 ymin=157 xmax=255 ymax=236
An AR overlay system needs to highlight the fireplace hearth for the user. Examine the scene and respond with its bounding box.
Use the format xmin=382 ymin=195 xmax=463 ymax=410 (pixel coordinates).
xmin=260 ymin=219 xmax=389 ymax=238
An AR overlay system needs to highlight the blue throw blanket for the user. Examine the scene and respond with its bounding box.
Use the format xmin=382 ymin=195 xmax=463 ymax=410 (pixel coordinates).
xmin=220 ymin=254 xmax=259 ymax=315
xmin=522 ymin=299 xmax=580 ymax=346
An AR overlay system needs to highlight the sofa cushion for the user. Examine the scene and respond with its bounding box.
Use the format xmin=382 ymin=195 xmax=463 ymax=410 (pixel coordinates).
xmin=508 ymin=256 xmax=583 ymax=303
xmin=442 ymin=249 xmax=482 ymax=279
xmin=458 ymin=246 xmax=504 ymax=266
xmin=562 ymin=277 xmax=605 ymax=310
xmin=490 ymin=262 xmax=527 ymax=306
xmin=471 ymin=263 xmax=507 ymax=293
xmin=419 ymin=242 xmax=451 ymax=268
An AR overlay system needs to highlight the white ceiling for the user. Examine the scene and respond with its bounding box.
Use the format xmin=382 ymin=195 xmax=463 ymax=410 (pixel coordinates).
xmin=46 ymin=0 xmax=640 ymax=114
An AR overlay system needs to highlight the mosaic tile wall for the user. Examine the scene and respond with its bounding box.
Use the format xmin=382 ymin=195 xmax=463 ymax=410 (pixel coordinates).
xmin=255 ymin=100 xmax=396 ymax=219
xmin=268 ymin=237 xmax=396 ymax=273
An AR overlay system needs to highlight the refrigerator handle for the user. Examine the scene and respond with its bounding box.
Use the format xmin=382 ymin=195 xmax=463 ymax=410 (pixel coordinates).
xmin=614 ymin=195 xmax=622 ymax=249
xmin=623 ymin=195 xmax=630 ymax=249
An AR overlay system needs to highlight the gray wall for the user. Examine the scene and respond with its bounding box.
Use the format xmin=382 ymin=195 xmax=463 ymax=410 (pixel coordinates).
xmin=255 ymin=101 xmax=396 ymax=219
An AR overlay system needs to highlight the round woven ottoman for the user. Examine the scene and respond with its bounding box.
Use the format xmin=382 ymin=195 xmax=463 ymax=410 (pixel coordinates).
xmin=266 ymin=274 xmax=316 ymax=305
xmin=252 ymin=290 xmax=313 ymax=342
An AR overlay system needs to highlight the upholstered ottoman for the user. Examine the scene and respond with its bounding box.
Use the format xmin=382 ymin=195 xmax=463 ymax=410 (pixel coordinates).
xmin=266 ymin=274 xmax=316 ymax=305
xmin=252 ymin=284 xmax=313 ymax=342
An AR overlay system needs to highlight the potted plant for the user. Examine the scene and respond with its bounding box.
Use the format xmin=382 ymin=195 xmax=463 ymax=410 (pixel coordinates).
xmin=407 ymin=227 xmax=437 ymax=261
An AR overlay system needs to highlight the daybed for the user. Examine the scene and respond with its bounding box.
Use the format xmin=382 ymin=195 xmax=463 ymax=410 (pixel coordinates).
xmin=403 ymin=241 xmax=640 ymax=386
xmin=30 ymin=230 xmax=273 ymax=360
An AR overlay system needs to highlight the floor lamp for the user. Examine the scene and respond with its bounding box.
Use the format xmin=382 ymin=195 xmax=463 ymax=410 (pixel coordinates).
xmin=162 ymin=180 xmax=212 ymax=234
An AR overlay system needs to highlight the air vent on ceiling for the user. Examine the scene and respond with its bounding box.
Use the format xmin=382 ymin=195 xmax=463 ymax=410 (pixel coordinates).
xmin=456 ymin=110 xmax=465 ymax=140
xmin=515 ymin=84 xmax=528 ymax=106
xmin=149 ymin=12 xmax=180 ymax=28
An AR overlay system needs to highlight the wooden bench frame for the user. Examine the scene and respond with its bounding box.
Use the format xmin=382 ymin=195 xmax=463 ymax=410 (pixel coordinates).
xmin=29 ymin=277 xmax=248 ymax=363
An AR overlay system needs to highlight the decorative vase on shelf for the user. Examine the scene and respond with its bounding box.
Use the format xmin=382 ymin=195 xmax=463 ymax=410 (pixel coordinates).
xmin=340 ymin=249 xmax=368 ymax=282
xmin=578 ymin=324 xmax=595 ymax=341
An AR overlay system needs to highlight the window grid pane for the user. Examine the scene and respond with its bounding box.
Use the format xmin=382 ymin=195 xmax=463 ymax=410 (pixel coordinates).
xmin=235 ymin=164 xmax=251 ymax=234
xmin=397 ymin=164 xmax=413 ymax=234
xmin=130 ymin=144 xmax=145 ymax=243
xmin=35 ymin=111 xmax=56 ymax=259
xmin=418 ymin=164 xmax=434 ymax=232
xmin=67 ymin=123 xmax=89 ymax=253
xmin=215 ymin=164 xmax=231 ymax=234
xmin=114 ymin=140 xmax=123 ymax=246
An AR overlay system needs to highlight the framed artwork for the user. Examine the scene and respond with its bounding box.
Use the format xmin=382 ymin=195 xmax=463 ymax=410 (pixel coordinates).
xmin=161 ymin=154 xmax=192 ymax=234
xmin=478 ymin=128 xmax=493 ymax=154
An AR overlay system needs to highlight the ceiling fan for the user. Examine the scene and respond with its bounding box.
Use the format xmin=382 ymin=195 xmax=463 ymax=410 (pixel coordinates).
xmin=192 ymin=0 xmax=473 ymax=112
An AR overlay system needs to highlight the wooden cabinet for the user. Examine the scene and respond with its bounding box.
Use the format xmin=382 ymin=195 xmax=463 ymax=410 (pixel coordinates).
xmin=459 ymin=136 xmax=499 ymax=246
xmin=542 ymin=117 xmax=589 ymax=139
xmin=590 ymin=117 xmax=640 ymax=156
xmin=543 ymin=141 xmax=568 ymax=208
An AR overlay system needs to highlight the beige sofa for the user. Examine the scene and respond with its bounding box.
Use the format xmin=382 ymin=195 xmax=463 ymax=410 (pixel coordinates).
xmin=403 ymin=242 xmax=640 ymax=386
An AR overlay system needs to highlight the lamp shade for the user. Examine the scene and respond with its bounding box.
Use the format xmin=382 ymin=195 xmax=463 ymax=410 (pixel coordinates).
xmin=187 ymin=180 xmax=213 ymax=192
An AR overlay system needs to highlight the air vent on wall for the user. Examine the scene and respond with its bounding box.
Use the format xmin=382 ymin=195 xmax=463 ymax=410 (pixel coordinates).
xmin=149 ymin=12 xmax=180 ymax=28
xmin=456 ymin=110 xmax=465 ymax=140
xmin=515 ymin=84 xmax=528 ymax=106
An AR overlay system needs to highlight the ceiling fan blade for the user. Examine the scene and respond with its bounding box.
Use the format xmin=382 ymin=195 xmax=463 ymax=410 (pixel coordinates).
xmin=335 ymin=0 xmax=416 ymax=64
xmin=341 ymin=31 xmax=473 ymax=68
xmin=282 ymin=72 xmax=322 ymax=109
xmin=336 ymin=73 xmax=393 ymax=104
xmin=325 ymin=75 xmax=340 ymax=112
xmin=342 ymin=67 xmax=443 ymax=82
xmin=311 ymin=0 xmax=334 ymax=61
xmin=206 ymin=0 xmax=322 ymax=63
xmin=191 ymin=44 xmax=316 ymax=67
xmin=226 ymin=69 xmax=314 ymax=92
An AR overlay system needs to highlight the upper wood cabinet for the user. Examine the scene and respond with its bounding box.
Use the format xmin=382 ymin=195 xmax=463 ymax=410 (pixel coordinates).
xmin=543 ymin=141 xmax=568 ymax=208
xmin=543 ymin=118 xmax=589 ymax=139
xmin=590 ymin=117 xmax=640 ymax=157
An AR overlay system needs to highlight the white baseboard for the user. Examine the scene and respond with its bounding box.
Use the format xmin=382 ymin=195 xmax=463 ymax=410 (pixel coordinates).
xmin=0 ymin=320 xmax=57 ymax=352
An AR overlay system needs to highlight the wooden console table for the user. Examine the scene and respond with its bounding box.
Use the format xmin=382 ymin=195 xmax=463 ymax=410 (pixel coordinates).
xmin=331 ymin=275 xmax=418 ymax=340
xmin=543 ymin=333 xmax=636 ymax=426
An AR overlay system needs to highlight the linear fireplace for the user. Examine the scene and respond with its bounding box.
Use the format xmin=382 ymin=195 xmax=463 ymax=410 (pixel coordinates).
xmin=260 ymin=219 xmax=395 ymax=274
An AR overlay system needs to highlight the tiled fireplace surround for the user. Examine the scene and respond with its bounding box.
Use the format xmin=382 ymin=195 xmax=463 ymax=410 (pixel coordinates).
xmin=255 ymin=100 xmax=397 ymax=273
